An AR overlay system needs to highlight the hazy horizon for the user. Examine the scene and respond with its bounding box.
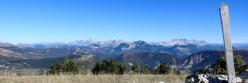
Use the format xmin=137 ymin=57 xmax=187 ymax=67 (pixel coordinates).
xmin=0 ymin=0 xmax=247 ymax=44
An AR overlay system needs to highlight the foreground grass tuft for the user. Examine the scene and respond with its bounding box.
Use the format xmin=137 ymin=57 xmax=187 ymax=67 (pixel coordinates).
xmin=0 ymin=74 xmax=186 ymax=83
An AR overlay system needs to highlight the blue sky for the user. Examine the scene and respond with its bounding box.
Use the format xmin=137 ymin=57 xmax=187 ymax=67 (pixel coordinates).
xmin=0 ymin=0 xmax=247 ymax=44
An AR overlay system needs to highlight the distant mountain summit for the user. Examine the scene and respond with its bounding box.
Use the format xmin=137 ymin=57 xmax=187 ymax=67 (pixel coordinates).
xmin=0 ymin=42 xmax=16 ymax=48
xmin=160 ymin=39 xmax=207 ymax=47
xmin=68 ymin=39 xmax=97 ymax=46
xmin=16 ymin=39 xmax=208 ymax=48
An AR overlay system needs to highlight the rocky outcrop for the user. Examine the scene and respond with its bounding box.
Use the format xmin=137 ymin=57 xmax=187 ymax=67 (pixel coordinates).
xmin=185 ymin=74 xmax=209 ymax=83
xmin=186 ymin=74 xmax=242 ymax=83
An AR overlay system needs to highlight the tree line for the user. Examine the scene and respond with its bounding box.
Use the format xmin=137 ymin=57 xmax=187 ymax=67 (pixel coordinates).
xmin=48 ymin=58 xmax=179 ymax=75
xmin=48 ymin=55 xmax=248 ymax=75
xmin=194 ymin=55 xmax=248 ymax=75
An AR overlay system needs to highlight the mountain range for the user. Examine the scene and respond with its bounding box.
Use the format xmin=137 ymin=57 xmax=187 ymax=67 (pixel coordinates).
xmin=0 ymin=39 xmax=248 ymax=73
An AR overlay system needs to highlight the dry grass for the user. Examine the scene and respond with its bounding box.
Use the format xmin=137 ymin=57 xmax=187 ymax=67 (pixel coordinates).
xmin=0 ymin=74 xmax=186 ymax=83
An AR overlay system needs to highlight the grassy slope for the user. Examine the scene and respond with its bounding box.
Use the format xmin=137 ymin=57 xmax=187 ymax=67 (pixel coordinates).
xmin=0 ymin=74 xmax=186 ymax=83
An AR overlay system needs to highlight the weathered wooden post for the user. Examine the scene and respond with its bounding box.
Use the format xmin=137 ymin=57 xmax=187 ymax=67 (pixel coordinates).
xmin=219 ymin=3 xmax=236 ymax=83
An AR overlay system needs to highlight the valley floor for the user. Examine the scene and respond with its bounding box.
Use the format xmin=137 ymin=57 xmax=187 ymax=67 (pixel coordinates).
xmin=0 ymin=74 xmax=186 ymax=83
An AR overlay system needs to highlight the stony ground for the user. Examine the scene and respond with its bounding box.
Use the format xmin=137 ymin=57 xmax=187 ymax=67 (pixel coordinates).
xmin=0 ymin=74 xmax=186 ymax=83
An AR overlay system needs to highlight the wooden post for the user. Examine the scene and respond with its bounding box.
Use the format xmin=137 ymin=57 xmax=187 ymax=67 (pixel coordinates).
xmin=219 ymin=3 xmax=236 ymax=83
